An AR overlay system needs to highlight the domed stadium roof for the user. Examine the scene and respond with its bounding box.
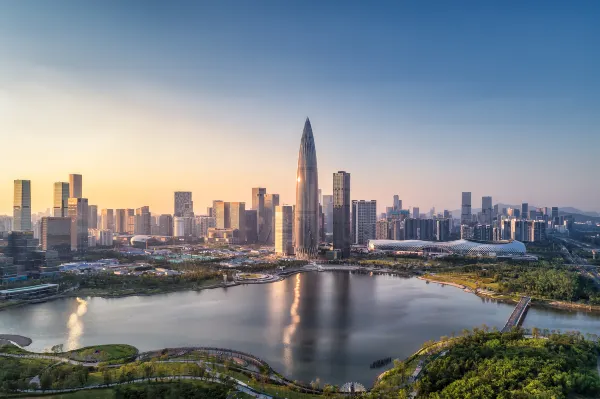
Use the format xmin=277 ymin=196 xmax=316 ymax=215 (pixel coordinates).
xmin=368 ymin=239 xmax=526 ymax=256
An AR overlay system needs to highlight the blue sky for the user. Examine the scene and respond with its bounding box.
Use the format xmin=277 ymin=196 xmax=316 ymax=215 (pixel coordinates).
xmin=0 ymin=1 xmax=598 ymax=213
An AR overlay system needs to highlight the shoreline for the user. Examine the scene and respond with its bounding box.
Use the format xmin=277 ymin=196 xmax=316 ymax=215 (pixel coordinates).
xmin=418 ymin=275 xmax=600 ymax=314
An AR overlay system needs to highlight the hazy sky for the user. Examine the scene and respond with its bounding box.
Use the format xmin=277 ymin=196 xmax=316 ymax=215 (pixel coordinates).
xmin=1 ymin=1 xmax=599 ymax=215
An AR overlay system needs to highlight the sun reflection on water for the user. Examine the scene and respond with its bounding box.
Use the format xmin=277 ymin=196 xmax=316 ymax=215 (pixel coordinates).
xmin=282 ymin=273 xmax=301 ymax=372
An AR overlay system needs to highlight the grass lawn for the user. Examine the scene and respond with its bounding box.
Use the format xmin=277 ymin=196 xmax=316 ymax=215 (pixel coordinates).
xmin=65 ymin=344 xmax=138 ymax=362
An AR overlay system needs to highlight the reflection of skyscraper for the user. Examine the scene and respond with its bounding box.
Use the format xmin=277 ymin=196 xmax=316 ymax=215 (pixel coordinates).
xmin=69 ymin=174 xmax=82 ymax=198
xmin=53 ymin=182 xmax=69 ymax=217
xmin=333 ymin=172 xmax=351 ymax=257
xmin=294 ymin=118 xmax=319 ymax=259
xmin=13 ymin=180 xmax=32 ymax=231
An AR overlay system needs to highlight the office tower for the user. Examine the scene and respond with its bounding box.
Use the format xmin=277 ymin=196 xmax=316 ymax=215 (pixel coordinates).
xmin=88 ymin=205 xmax=98 ymax=229
xmin=252 ymin=188 xmax=266 ymax=238
xmin=376 ymin=219 xmax=389 ymax=240
xmin=229 ymin=202 xmax=246 ymax=241
xmin=196 ymin=216 xmax=216 ymax=238
xmin=173 ymin=217 xmax=186 ymax=237
xmin=294 ymin=118 xmax=320 ymax=259
xmin=443 ymin=209 xmax=451 ymax=219
xmin=551 ymin=207 xmax=560 ymax=225
xmin=275 ymin=205 xmax=294 ymax=255
xmin=41 ymin=217 xmax=71 ymax=256
xmin=0 ymin=255 xmax=18 ymax=281
xmin=333 ymin=171 xmax=351 ymax=258
xmin=261 ymin=193 xmax=279 ymax=244
xmin=115 ymin=209 xmax=126 ymax=233
xmin=68 ymin=198 xmax=88 ymax=252
xmin=214 ymin=201 xmax=229 ymax=229
xmin=493 ymin=204 xmax=499 ymax=219
xmin=318 ymin=189 xmax=322 ymax=205
xmin=461 ymin=192 xmax=472 ymax=225
xmin=53 ymin=182 xmax=70 ymax=217
xmin=436 ymin=219 xmax=450 ymax=241
xmin=521 ymin=203 xmax=529 ymax=220
xmin=126 ymin=209 xmax=135 ymax=234
xmin=207 ymin=207 xmax=213 ymax=218
xmin=412 ymin=207 xmax=420 ymax=219
xmin=13 ymin=180 xmax=32 ymax=232
xmin=322 ymin=195 xmax=334 ymax=235
xmin=482 ymin=196 xmax=492 ymax=225
xmin=474 ymin=224 xmax=493 ymax=241
xmin=101 ymin=209 xmax=114 ymax=231
xmin=393 ymin=195 xmax=400 ymax=210
xmin=6 ymin=231 xmax=38 ymax=272
xmin=97 ymin=230 xmax=113 ymax=247
xmin=352 ymin=200 xmax=377 ymax=245
xmin=0 ymin=216 xmax=12 ymax=233
xmin=134 ymin=206 xmax=151 ymax=235
xmin=460 ymin=225 xmax=474 ymax=240
xmin=174 ymin=191 xmax=194 ymax=217
xmin=244 ymin=210 xmax=258 ymax=243
xmin=69 ymin=174 xmax=82 ymax=198
xmin=159 ymin=214 xmax=173 ymax=236
xmin=527 ymin=220 xmax=546 ymax=242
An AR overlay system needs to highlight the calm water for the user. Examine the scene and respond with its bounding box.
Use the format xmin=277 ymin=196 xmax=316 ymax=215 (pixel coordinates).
xmin=1 ymin=272 xmax=598 ymax=385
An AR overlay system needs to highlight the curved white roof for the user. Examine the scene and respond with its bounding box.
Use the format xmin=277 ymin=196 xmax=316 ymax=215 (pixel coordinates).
xmin=368 ymin=239 xmax=526 ymax=256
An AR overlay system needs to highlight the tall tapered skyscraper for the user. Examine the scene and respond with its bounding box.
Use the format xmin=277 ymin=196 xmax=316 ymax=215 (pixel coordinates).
xmin=294 ymin=118 xmax=319 ymax=259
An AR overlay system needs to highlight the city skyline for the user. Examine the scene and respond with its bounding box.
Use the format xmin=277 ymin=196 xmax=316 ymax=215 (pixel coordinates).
xmin=1 ymin=2 xmax=599 ymax=214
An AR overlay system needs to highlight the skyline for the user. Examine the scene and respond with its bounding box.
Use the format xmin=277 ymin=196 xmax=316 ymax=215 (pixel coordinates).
xmin=1 ymin=1 xmax=599 ymax=214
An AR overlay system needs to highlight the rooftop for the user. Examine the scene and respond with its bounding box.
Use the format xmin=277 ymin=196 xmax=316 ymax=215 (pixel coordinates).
xmin=0 ymin=283 xmax=59 ymax=294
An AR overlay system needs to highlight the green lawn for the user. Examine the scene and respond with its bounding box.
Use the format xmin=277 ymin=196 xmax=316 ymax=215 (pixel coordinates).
xmin=65 ymin=344 xmax=138 ymax=362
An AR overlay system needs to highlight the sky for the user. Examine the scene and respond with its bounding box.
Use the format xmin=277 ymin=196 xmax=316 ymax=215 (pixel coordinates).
xmin=1 ymin=1 xmax=599 ymax=215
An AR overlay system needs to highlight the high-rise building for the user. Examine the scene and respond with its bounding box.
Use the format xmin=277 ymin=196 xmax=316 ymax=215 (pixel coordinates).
xmin=125 ymin=209 xmax=135 ymax=234
xmin=68 ymin=197 xmax=88 ymax=252
xmin=173 ymin=217 xmax=186 ymax=237
xmin=275 ymin=205 xmax=294 ymax=255
xmin=88 ymin=205 xmax=98 ymax=229
xmin=294 ymin=118 xmax=320 ymax=259
xmin=41 ymin=217 xmax=71 ymax=256
xmin=412 ymin=207 xmax=420 ymax=219
xmin=244 ymin=210 xmax=258 ymax=243
xmin=114 ymin=209 xmax=126 ymax=234
xmin=322 ymin=195 xmax=333 ymax=235
xmin=135 ymin=206 xmax=151 ymax=235
xmin=174 ymin=192 xmax=194 ymax=217
xmin=443 ymin=209 xmax=451 ymax=219
xmin=352 ymin=200 xmax=377 ymax=245
xmin=333 ymin=171 xmax=351 ymax=258
xmin=482 ymin=196 xmax=492 ymax=225
xmin=461 ymin=192 xmax=472 ymax=225
xmin=252 ymin=188 xmax=266 ymax=239
xmin=229 ymin=202 xmax=246 ymax=242
xmin=6 ymin=231 xmax=38 ymax=272
xmin=196 ymin=216 xmax=216 ymax=239
xmin=521 ymin=203 xmax=529 ymax=220
xmin=376 ymin=219 xmax=389 ymax=240
xmin=13 ymin=180 xmax=32 ymax=232
xmin=101 ymin=209 xmax=114 ymax=231
xmin=393 ymin=195 xmax=400 ymax=210
xmin=261 ymin=194 xmax=279 ymax=244
xmin=97 ymin=229 xmax=113 ymax=247
xmin=53 ymin=182 xmax=70 ymax=217
xmin=159 ymin=214 xmax=173 ymax=236
xmin=214 ymin=201 xmax=229 ymax=229
xmin=436 ymin=219 xmax=450 ymax=241
xmin=69 ymin=174 xmax=82 ymax=198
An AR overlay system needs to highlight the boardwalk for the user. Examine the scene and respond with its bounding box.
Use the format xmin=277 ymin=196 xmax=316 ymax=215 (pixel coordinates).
xmin=502 ymin=296 xmax=531 ymax=333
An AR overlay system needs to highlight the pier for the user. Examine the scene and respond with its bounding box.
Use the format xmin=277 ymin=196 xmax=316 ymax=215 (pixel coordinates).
xmin=502 ymin=296 xmax=531 ymax=333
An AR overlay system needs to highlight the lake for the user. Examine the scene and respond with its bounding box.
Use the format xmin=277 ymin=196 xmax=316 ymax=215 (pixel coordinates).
xmin=1 ymin=272 xmax=598 ymax=386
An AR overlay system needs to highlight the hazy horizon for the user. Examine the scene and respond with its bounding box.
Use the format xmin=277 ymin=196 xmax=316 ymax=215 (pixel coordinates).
xmin=2 ymin=1 xmax=598 ymax=215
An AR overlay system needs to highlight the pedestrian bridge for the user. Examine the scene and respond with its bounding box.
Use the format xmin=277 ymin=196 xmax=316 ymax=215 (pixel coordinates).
xmin=501 ymin=296 xmax=531 ymax=333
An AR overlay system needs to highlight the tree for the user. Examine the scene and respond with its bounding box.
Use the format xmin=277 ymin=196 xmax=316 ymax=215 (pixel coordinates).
xmin=103 ymin=369 xmax=112 ymax=386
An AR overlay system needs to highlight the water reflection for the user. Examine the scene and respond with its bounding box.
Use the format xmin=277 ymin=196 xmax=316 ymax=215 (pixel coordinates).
xmin=282 ymin=274 xmax=301 ymax=373
xmin=332 ymin=273 xmax=351 ymax=369
xmin=66 ymin=297 xmax=87 ymax=350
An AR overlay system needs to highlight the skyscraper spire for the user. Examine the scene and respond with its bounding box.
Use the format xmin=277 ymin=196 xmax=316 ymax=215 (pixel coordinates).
xmin=295 ymin=117 xmax=320 ymax=259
